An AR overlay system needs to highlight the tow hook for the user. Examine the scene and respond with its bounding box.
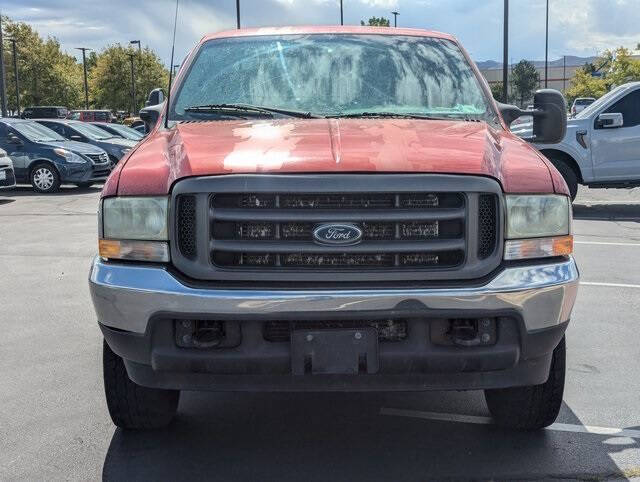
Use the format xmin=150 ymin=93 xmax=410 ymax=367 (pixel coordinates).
xmin=450 ymin=318 xmax=496 ymax=347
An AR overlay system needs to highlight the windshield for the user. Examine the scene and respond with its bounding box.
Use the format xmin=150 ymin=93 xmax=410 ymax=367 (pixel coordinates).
xmin=12 ymin=122 xmax=66 ymax=142
xmin=71 ymin=122 xmax=116 ymax=140
xmin=575 ymin=86 xmax=625 ymax=119
xmin=107 ymin=124 xmax=143 ymax=140
xmin=171 ymin=34 xmax=492 ymax=120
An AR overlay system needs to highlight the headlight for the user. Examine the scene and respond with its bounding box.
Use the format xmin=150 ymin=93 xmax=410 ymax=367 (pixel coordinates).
xmin=121 ymin=148 xmax=131 ymax=154
xmin=53 ymin=148 xmax=86 ymax=164
xmin=504 ymin=194 xmax=573 ymax=260
xmin=100 ymin=197 xmax=169 ymax=262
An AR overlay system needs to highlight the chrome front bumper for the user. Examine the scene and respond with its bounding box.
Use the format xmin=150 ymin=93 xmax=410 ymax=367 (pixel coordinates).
xmin=89 ymin=257 xmax=579 ymax=334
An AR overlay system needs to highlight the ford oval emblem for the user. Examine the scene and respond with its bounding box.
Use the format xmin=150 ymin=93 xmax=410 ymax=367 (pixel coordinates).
xmin=313 ymin=224 xmax=363 ymax=246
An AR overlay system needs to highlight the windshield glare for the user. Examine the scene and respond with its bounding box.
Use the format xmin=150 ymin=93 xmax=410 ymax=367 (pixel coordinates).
xmin=108 ymin=124 xmax=143 ymax=140
xmin=72 ymin=122 xmax=115 ymax=140
xmin=13 ymin=122 xmax=66 ymax=142
xmin=171 ymin=34 xmax=491 ymax=120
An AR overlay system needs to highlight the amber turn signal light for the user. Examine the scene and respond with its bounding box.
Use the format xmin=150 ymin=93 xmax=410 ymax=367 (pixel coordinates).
xmin=99 ymin=239 xmax=170 ymax=262
xmin=504 ymin=235 xmax=573 ymax=261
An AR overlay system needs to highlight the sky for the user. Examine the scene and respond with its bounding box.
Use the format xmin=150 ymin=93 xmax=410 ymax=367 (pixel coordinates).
xmin=6 ymin=0 xmax=640 ymax=67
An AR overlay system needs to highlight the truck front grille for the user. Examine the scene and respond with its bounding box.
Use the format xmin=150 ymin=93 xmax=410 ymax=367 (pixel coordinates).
xmin=171 ymin=175 xmax=502 ymax=283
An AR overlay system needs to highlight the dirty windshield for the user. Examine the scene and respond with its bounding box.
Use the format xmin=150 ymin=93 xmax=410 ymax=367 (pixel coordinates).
xmin=171 ymin=34 xmax=492 ymax=120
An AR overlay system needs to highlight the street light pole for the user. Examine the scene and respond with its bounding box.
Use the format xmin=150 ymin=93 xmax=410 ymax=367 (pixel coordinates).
xmin=75 ymin=47 xmax=92 ymax=110
xmin=5 ymin=38 xmax=19 ymax=116
xmin=544 ymin=0 xmax=549 ymax=88
xmin=502 ymin=0 xmax=509 ymax=103
xmin=236 ymin=0 xmax=241 ymax=29
xmin=0 ymin=15 xmax=7 ymax=117
xmin=391 ymin=11 xmax=399 ymax=27
xmin=128 ymin=53 xmax=136 ymax=115
xmin=340 ymin=0 xmax=343 ymax=25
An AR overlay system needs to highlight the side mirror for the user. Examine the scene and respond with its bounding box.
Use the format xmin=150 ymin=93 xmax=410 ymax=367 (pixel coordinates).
xmin=140 ymin=104 xmax=163 ymax=132
xmin=7 ymin=134 xmax=22 ymax=145
xmin=145 ymin=88 xmax=165 ymax=107
xmin=532 ymin=89 xmax=567 ymax=143
xmin=596 ymin=112 xmax=623 ymax=129
xmin=498 ymin=89 xmax=567 ymax=144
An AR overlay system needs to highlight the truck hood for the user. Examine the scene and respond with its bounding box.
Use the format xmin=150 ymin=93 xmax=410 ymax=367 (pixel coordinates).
xmin=111 ymin=118 xmax=558 ymax=196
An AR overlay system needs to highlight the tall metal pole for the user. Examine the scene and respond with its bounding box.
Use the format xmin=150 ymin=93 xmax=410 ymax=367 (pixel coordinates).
xmin=0 ymin=15 xmax=7 ymax=117
xmin=502 ymin=0 xmax=508 ymax=103
xmin=129 ymin=53 xmax=136 ymax=115
xmin=340 ymin=0 xmax=343 ymax=25
xmin=544 ymin=0 xmax=549 ymax=88
xmin=236 ymin=0 xmax=241 ymax=29
xmin=6 ymin=38 xmax=19 ymax=116
xmin=391 ymin=11 xmax=399 ymax=27
xmin=76 ymin=47 xmax=92 ymax=110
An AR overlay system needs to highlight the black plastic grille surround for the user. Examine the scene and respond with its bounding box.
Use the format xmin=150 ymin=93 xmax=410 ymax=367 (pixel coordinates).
xmin=478 ymin=194 xmax=498 ymax=259
xmin=177 ymin=195 xmax=197 ymax=259
xmin=170 ymin=175 xmax=503 ymax=283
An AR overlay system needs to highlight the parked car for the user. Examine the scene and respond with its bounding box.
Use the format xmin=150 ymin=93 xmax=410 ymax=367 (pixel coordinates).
xmin=89 ymin=122 xmax=144 ymax=141
xmin=91 ymin=26 xmax=577 ymax=432
xmin=512 ymin=82 xmax=640 ymax=199
xmin=0 ymin=148 xmax=16 ymax=190
xmin=570 ymin=97 xmax=595 ymax=117
xmin=34 ymin=119 xmax=137 ymax=165
xmin=0 ymin=118 xmax=111 ymax=192
xmin=67 ymin=110 xmax=115 ymax=123
xmin=21 ymin=106 xmax=68 ymax=119
xmin=122 ymin=116 xmax=141 ymax=126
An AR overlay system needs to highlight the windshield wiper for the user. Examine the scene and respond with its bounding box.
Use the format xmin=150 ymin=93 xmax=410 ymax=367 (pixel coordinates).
xmin=184 ymin=103 xmax=319 ymax=119
xmin=326 ymin=112 xmax=457 ymax=120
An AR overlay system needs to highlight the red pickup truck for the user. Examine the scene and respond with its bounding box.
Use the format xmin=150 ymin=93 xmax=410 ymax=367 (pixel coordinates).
xmin=89 ymin=26 xmax=578 ymax=431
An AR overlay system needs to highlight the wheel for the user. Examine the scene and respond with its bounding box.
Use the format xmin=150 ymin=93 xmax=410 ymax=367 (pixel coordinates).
xmin=103 ymin=340 xmax=180 ymax=430
xmin=75 ymin=182 xmax=94 ymax=189
xmin=547 ymin=158 xmax=578 ymax=201
xmin=30 ymin=163 xmax=60 ymax=193
xmin=484 ymin=336 xmax=565 ymax=430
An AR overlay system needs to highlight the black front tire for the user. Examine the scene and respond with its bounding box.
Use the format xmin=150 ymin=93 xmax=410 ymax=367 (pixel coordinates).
xmin=484 ymin=336 xmax=565 ymax=430
xmin=103 ymin=340 xmax=180 ymax=430
xmin=548 ymin=158 xmax=578 ymax=201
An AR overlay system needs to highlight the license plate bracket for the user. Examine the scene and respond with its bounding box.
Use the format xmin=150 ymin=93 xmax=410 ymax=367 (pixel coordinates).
xmin=291 ymin=328 xmax=379 ymax=375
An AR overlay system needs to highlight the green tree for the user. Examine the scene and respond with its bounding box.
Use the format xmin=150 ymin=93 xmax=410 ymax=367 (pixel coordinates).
xmin=89 ymin=44 xmax=169 ymax=112
xmin=510 ymin=60 xmax=539 ymax=107
xmin=360 ymin=16 xmax=390 ymax=26
xmin=1 ymin=15 xmax=84 ymax=111
xmin=489 ymin=82 xmax=504 ymax=102
xmin=566 ymin=47 xmax=640 ymax=104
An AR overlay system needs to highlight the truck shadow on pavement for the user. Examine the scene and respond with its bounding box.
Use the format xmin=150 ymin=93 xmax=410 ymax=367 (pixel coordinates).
xmin=102 ymin=390 xmax=636 ymax=481
xmin=573 ymin=202 xmax=640 ymax=222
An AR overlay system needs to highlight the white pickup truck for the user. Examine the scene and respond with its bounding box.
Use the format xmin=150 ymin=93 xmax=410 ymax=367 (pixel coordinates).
xmin=512 ymin=81 xmax=640 ymax=200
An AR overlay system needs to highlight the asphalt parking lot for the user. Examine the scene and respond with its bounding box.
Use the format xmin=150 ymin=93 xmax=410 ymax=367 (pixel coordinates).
xmin=1 ymin=184 xmax=639 ymax=481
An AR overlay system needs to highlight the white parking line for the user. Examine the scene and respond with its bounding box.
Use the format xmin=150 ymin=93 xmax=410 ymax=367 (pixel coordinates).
xmin=380 ymin=407 xmax=640 ymax=439
xmin=575 ymin=241 xmax=640 ymax=247
xmin=581 ymin=281 xmax=640 ymax=289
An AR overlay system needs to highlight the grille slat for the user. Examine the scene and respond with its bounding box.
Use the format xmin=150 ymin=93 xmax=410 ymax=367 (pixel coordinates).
xmin=211 ymin=207 xmax=465 ymax=222
xmin=211 ymin=238 xmax=465 ymax=254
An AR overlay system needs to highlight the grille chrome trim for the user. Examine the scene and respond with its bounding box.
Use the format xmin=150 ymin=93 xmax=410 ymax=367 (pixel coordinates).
xmin=170 ymin=174 xmax=504 ymax=282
